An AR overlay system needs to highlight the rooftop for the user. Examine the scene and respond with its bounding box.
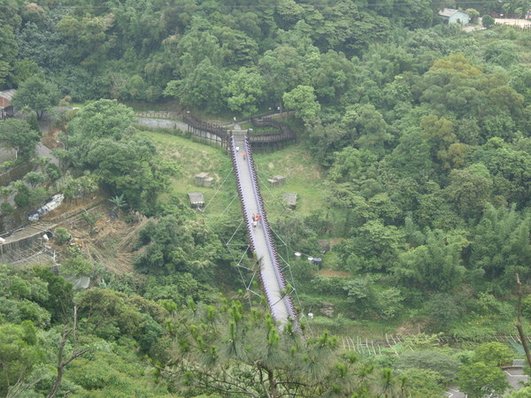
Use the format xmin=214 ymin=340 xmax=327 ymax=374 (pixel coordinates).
xmin=439 ymin=8 xmax=467 ymax=17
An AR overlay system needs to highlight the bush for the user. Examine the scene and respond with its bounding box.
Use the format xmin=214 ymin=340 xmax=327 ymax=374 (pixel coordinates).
xmin=482 ymin=15 xmax=495 ymax=28
xmin=54 ymin=227 xmax=71 ymax=245
xmin=0 ymin=202 xmax=14 ymax=215
xmin=14 ymin=185 xmax=31 ymax=208
xmin=397 ymin=350 xmax=460 ymax=383
xmin=45 ymin=163 xmax=61 ymax=181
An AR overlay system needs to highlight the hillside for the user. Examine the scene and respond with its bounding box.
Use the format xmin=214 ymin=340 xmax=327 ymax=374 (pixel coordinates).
xmin=0 ymin=0 xmax=530 ymax=397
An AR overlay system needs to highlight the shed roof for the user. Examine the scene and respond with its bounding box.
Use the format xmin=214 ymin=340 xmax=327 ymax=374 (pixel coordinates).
xmin=188 ymin=192 xmax=205 ymax=204
xmin=439 ymin=8 xmax=467 ymax=17
xmin=283 ymin=192 xmax=297 ymax=207
xmin=0 ymin=90 xmax=16 ymax=109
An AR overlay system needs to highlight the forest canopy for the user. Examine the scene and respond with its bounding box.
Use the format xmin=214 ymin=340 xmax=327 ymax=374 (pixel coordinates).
xmin=0 ymin=0 xmax=530 ymax=397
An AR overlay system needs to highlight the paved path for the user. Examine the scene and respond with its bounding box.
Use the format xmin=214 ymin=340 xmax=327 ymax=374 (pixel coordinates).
xmin=136 ymin=117 xmax=189 ymax=131
xmin=446 ymin=388 xmax=466 ymax=398
xmin=231 ymin=133 xmax=296 ymax=329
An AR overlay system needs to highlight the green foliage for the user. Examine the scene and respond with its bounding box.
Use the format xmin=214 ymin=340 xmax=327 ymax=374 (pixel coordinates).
xmin=33 ymin=267 xmax=74 ymax=324
xmin=54 ymin=227 xmax=71 ymax=245
xmin=77 ymin=288 xmax=166 ymax=353
xmin=0 ymin=119 xmax=40 ymax=161
xmin=61 ymin=251 xmax=93 ymax=277
xmin=164 ymin=58 xmax=225 ymax=112
xmin=395 ymin=229 xmax=467 ymax=292
xmin=67 ymin=99 xmax=135 ymax=155
xmin=396 ymin=350 xmax=460 ymax=383
xmin=0 ymin=322 xmax=44 ymax=397
xmin=143 ymin=273 xmax=219 ymax=306
xmin=66 ymin=100 xmax=165 ymax=211
xmin=482 ymin=15 xmax=495 ymax=28
xmin=470 ymin=204 xmax=531 ymax=285
xmin=283 ymin=85 xmax=321 ymax=128
xmin=337 ymin=220 xmax=405 ymax=273
xmin=397 ymin=368 xmax=446 ymax=397
xmin=472 ymin=342 xmax=513 ymax=367
xmin=458 ymin=361 xmax=508 ymax=398
xmin=63 ymin=174 xmax=98 ymax=201
xmin=168 ymin=299 xmax=407 ymax=397
xmin=506 ymin=386 xmax=531 ymax=398
xmin=12 ymin=76 xmax=60 ymax=119
xmin=2 ymin=3 xmax=531 ymax=396
xmin=134 ymin=215 xmax=223 ymax=278
xmin=224 ymin=67 xmax=265 ymax=116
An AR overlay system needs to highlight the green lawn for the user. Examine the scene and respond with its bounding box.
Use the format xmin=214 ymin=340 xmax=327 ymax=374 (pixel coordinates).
xmin=138 ymin=130 xmax=238 ymax=222
xmin=140 ymin=129 xmax=328 ymax=227
xmin=253 ymin=143 xmax=328 ymax=221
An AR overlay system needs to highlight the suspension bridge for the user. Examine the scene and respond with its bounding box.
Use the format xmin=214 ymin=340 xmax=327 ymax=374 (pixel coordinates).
xmin=136 ymin=112 xmax=300 ymax=330
xmin=229 ymin=132 xmax=299 ymax=330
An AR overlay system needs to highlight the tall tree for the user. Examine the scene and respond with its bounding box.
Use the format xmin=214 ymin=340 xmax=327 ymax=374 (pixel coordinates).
xmin=458 ymin=362 xmax=508 ymax=398
xmin=283 ymin=85 xmax=321 ymax=128
xmin=12 ymin=76 xmax=60 ymax=119
xmin=0 ymin=119 xmax=40 ymax=161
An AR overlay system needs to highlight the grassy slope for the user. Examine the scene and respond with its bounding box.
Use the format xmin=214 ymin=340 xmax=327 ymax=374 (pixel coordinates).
xmin=253 ymin=143 xmax=328 ymax=220
xmin=139 ymin=129 xmax=329 ymax=223
xmin=138 ymin=130 xmax=237 ymax=221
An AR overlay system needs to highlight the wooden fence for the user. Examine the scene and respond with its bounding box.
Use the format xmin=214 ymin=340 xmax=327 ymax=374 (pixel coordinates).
xmin=249 ymin=115 xmax=296 ymax=150
xmin=182 ymin=113 xmax=230 ymax=150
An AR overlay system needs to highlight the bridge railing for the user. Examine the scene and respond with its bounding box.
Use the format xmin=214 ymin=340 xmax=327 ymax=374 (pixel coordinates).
xmin=249 ymin=115 xmax=296 ymax=148
xmin=243 ymin=137 xmax=298 ymax=325
xmin=229 ymin=137 xmax=281 ymax=321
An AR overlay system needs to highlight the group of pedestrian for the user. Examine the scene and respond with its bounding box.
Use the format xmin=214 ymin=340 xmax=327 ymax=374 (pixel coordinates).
xmin=252 ymin=213 xmax=261 ymax=228
xmin=236 ymin=146 xmax=246 ymax=160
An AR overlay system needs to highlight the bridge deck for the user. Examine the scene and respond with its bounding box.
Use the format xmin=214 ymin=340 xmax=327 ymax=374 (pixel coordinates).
xmin=230 ymin=134 xmax=297 ymax=329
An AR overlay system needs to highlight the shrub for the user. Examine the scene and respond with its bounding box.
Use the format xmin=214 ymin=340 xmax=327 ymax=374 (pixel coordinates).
xmin=482 ymin=15 xmax=495 ymax=28
xmin=54 ymin=227 xmax=71 ymax=245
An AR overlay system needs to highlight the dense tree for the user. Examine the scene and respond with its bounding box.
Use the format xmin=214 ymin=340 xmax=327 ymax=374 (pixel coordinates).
xmin=166 ymin=299 xmax=409 ymax=397
xmin=445 ymin=163 xmax=493 ymax=220
xmin=67 ymin=99 xmax=135 ymax=145
xmin=84 ymin=137 xmax=165 ymax=210
xmin=1 ymin=3 xmax=530 ymax=396
xmin=224 ymin=67 xmax=265 ymax=115
xmin=12 ymin=76 xmax=60 ymax=119
xmin=134 ymin=215 xmax=223 ymax=277
xmin=0 ymin=119 xmax=40 ymax=160
xmin=164 ymin=58 xmax=225 ymax=112
xmin=342 ymin=104 xmax=392 ymax=156
xmin=472 ymin=342 xmax=513 ymax=367
xmin=469 ymin=204 xmax=531 ymax=285
xmin=0 ymin=322 xmax=44 ymax=396
xmin=0 ymin=24 xmax=18 ymax=87
xmin=395 ymin=229 xmax=467 ymax=292
xmin=283 ymin=85 xmax=321 ymax=128
xmin=458 ymin=361 xmax=508 ymax=398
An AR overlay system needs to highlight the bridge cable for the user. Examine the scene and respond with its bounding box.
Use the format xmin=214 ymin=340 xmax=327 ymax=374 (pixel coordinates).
xmin=251 ymin=171 xmax=312 ymax=329
xmin=224 ymin=218 xmax=244 ymax=247
xmin=203 ymin=167 xmax=235 ymax=212
xmin=255 ymin=172 xmax=321 ymax=332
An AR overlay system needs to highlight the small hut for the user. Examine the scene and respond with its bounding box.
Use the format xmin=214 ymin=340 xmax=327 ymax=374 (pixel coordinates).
xmin=268 ymin=175 xmax=286 ymax=186
xmin=283 ymin=192 xmax=297 ymax=209
xmin=195 ymin=172 xmax=214 ymax=187
xmin=188 ymin=192 xmax=205 ymax=209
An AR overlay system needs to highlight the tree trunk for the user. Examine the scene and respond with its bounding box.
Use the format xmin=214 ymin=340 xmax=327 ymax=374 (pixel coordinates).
xmin=47 ymin=366 xmax=64 ymax=398
xmin=47 ymin=329 xmax=67 ymax=398
xmin=267 ymin=368 xmax=280 ymax=398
